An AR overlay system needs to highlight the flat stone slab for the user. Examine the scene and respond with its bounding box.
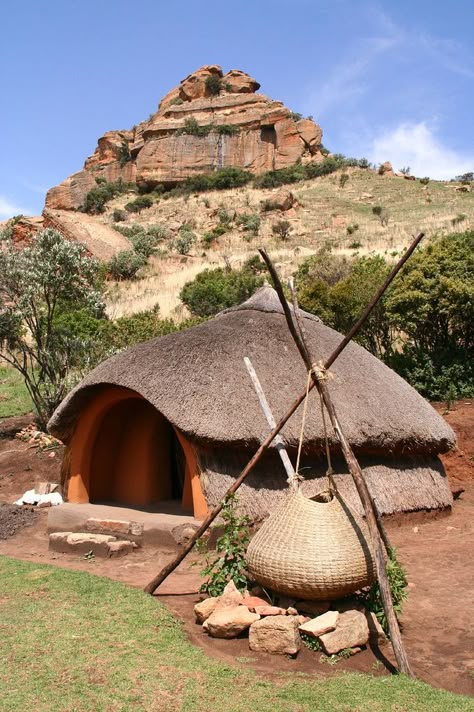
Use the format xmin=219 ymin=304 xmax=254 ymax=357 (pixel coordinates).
xmin=48 ymin=502 xmax=199 ymax=550
xmin=49 ymin=531 xmax=136 ymax=558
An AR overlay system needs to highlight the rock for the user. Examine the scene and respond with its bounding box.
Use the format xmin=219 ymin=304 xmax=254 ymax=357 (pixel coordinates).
xmin=297 ymin=615 xmax=310 ymax=625
xmin=378 ymin=161 xmax=395 ymax=176
xmin=242 ymin=595 xmax=270 ymax=612
xmin=286 ymin=607 xmax=298 ymax=616
xmin=219 ymin=580 xmax=245 ymax=606
xmin=223 ymin=69 xmax=260 ymax=94
xmin=299 ymin=610 xmax=339 ymax=638
xmin=44 ymin=65 xmax=323 ymax=214
xmin=194 ymin=597 xmax=220 ymax=624
xmin=42 ymin=209 xmax=131 ymax=262
xmin=404 ymin=174 xmax=416 ymax=181
xmin=296 ymin=119 xmax=322 ymax=153
xmin=171 ymin=523 xmax=200 ymax=546
xmin=179 ymin=65 xmax=223 ymax=101
xmin=49 ymin=532 xmax=135 ymax=558
xmin=249 ymin=615 xmax=301 ymax=656
xmin=319 ymin=610 xmax=369 ymax=655
xmin=203 ymin=605 xmax=259 ymax=639
xmin=365 ymin=611 xmax=388 ymax=647
xmin=86 ymin=517 xmax=144 ymax=539
xmin=254 ymin=605 xmax=287 ymax=616
xmin=296 ymin=600 xmax=331 ymax=616
xmin=271 ymin=189 xmax=298 ymax=212
xmin=107 ymin=540 xmax=135 ymax=558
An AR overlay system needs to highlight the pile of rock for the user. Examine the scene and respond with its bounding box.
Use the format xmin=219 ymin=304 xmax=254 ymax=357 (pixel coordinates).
xmin=195 ymin=581 xmax=386 ymax=657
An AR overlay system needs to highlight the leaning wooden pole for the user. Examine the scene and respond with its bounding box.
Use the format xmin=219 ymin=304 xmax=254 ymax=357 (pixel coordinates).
xmin=144 ymin=233 xmax=424 ymax=597
xmin=259 ymin=247 xmax=414 ymax=677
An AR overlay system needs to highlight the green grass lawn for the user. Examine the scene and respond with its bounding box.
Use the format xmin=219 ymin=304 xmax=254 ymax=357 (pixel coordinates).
xmin=0 ymin=557 xmax=472 ymax=712
xmin=0 ymin=365 xmax=32 ymax=419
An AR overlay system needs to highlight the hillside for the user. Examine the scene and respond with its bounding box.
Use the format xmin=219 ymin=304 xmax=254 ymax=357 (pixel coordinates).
xmin=101 ymin=168 xmax=474 ymax=319
xmin=4 ymin=64 xmax=473 ymax=319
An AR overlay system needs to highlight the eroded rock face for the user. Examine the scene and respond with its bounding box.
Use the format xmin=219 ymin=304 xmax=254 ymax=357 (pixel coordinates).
xmin=45 ymin=65 xmax=323 ymax=210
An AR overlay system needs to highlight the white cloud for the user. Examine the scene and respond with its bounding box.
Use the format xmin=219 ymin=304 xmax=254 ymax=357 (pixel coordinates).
xmin=369 ymin=122 xmax=474 ymax=179
xmin=0 ymin=196 xmax=31 ymax=220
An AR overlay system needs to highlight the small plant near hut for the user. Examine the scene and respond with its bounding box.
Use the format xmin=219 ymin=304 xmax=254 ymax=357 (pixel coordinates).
xmin=301 ymin=634 xmax=322 ymax=652
xmin=199 ymin=494 xmax=251 ymax=596
xmin=358 ymin=546 xmax=408 ymax=634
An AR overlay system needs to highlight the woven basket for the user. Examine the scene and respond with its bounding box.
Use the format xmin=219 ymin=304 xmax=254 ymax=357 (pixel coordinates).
xmin=246 ymin=488 xmax=376 ymax=600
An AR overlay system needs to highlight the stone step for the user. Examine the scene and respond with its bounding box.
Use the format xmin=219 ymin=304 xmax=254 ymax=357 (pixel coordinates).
xmin=49 ymin=531 xmax=137 ymax=558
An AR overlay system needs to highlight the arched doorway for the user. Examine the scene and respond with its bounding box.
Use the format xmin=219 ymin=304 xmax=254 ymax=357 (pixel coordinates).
xmin=66 ymin=386 xmax=208 ymax=518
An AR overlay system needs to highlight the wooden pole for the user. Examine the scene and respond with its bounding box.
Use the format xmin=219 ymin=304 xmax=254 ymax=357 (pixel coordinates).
xmin=144 ymin=233 xmax=424 ymax=597
xmin=260 ymin=248 xmax=413 ymax=677
xmin=244 ymin=357 xmax=297 ymax=486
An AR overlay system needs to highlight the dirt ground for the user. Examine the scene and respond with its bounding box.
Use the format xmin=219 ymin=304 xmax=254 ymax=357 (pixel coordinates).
xmin=0 ymin=402 xmax=473 ymax=697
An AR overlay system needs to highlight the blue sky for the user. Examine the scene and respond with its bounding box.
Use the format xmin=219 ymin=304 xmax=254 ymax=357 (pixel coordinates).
xmin=1 ymin=0 xmax=473 ymax=218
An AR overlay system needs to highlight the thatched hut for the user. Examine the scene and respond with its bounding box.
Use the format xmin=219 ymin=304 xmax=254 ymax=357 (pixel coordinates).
xmin=48 ymin=286 xmax=455 ymax=520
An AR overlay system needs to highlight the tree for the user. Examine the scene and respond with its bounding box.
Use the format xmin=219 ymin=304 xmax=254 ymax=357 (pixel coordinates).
xmin=386 ymin=232 xmax=474 ymax=398
xmin=180 ymin=265 xmax=264 ymax=318
xmin=0 ymin=228 xmax=104 ymax=428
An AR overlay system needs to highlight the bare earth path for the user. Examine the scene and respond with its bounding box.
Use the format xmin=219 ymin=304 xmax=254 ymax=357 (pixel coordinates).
xmin=0 ymin=402 xmax=473 ymax=696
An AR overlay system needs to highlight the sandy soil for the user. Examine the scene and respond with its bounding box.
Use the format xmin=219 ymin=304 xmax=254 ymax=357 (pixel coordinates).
xmin=0 ymin=402 xmax=473 ymax=696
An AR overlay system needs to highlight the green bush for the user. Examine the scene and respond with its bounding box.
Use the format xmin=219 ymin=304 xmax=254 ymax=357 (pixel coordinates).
xmin=199 ymin=494 xmax=251 ymax=596
xmin=178 ymin=117 xmax=211 ymax=137
xmin=82 ymin=177 xmax=134 ymax=214
xmin=359 ymin=547 xmax=408 ymax=634
xmin=183 ymin=167 xmax=253 ymax=193
xmin=112 ymin=209 xmax=127 ymax=222
xmin=180 ymin=264 xmax=264 ymax=317
xmin=205 ymin=74 xmax=224 ymax=96
xmin=419 ymin=177 xmax=430 ymax=185
xmin=347 ymin=224 xmax=359 ymax=235
xmin=236 ymin=212 xmax=261 ymax=237
xmin=124 ymin=195 xmax=153 ymax=214
xmin=215 ymin=124 xmax=240 ymax=136
xmin=260 ymin=199 xmax=278 ymax=212
xmin=108 ymin=250 xmax=146 ymax=279
xmin=272 ymin=219 xmax=291 ymax=240
xmin=295 ymin=232 xmax=474 ymax=400
xmin=288 ymin=111 xmax=303 ymax=122
xmin=173 ymin=227 xmax=196 ymax=255
xmin=339 ymin=173 xmax=349 ymax=188
xmin=117 ymin=140 xmax=131 ymax=167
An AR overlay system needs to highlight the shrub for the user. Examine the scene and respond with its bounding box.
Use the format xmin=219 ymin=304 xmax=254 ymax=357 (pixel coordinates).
xmin=217 ymin=207 xmax=233 ymax=227
xmin=456 ymin=171 xmax=473 ymax=185
xmin=346 ymin=224 xmax=359 ymax=235
xmin=174 ymin=228 xmax=196 ymax=255
xmin=82 ymin=177 xmax=135 ymax=214
xmin=419 ymin=177 xmax=430 ymax=185
xmin=169 ymin=96 xmax=184 ymax=106
xmin=451 ymin=213 xmax=467 ymax=227
xmin=400 ymin=166 xmax=411 ymax=176
xmin=339 ymin=173 xmax=349 ymax=188
xmin=236 ymin=212 xmax=260 ymax=236
xmin=359 ymin=547 xmax=408 ymax=634
xmin=180 ymin=264 xmax=264 ymax=317
xmin=124 ymin=195 xmax=153 ymax=214
xmin=272 ymin=219 xmax=291 ymax=240
xmin=179 ymin=117 xmax=211 ymax=137
xmin=108 ymin=250 xmax=146 ymax=280
xmin=288 ymin=111 xmax=303 ymax=122
xmin=205 ymin=74 xmax=224 ymax=96
xmin=260 ymin=199 xmax=278 ymax=212
xmin=0 ymin=228 xmax=104 ymax=428
xmin=199 ymin=494 xmax=251 ymax=596
xmin=112 ymin=209 xmax=127 ymax=222
xmin=372 ymin=205 xmax=389 ymax=226
xmin=215 ymin=124 xmax=240 ymax=136
xmin=348 ymin=240 xmax=362 ymax=249
xmin=117 ymin=140 xmax=131 ymax=167
xmin=183 ymin=167 xmax=252 ymax=193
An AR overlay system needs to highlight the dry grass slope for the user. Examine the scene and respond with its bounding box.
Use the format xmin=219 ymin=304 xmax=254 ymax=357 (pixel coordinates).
xmin=91 ymin=169 xmax=473 ymax=318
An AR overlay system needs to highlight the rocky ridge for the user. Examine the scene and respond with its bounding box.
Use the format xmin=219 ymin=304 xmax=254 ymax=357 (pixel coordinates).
xmin=45 ymin=65 xmax=324 ymax=211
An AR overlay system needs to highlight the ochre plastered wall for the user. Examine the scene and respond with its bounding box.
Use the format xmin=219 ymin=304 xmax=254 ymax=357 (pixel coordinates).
xmin=67 ymin=386 xmax=208 ymax=518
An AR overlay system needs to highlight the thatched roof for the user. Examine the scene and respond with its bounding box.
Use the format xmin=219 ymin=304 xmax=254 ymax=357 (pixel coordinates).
xmin=49 ymin=286 xmax=455 ymax=455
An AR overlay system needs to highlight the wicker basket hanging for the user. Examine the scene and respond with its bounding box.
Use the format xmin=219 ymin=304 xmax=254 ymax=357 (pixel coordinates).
xmin=246 ymin=487 xmax=376 ymax=600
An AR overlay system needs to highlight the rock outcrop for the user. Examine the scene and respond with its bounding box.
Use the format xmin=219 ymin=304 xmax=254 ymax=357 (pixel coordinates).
xmin=45 ymin=65 xmax=323 ymax=211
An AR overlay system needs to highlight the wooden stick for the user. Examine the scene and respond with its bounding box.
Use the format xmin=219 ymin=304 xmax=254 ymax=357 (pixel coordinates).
xmin=144 ymin=233 xmax=424 ymax=596
xmin=260 ymin=247 xmax=413 ymax=677
xmin=244 ymin=357 xmax=297 ymax=486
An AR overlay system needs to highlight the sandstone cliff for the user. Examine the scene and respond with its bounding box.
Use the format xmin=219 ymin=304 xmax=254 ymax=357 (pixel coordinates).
xmin=45 ymin=65 xmax=323 ymax=211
